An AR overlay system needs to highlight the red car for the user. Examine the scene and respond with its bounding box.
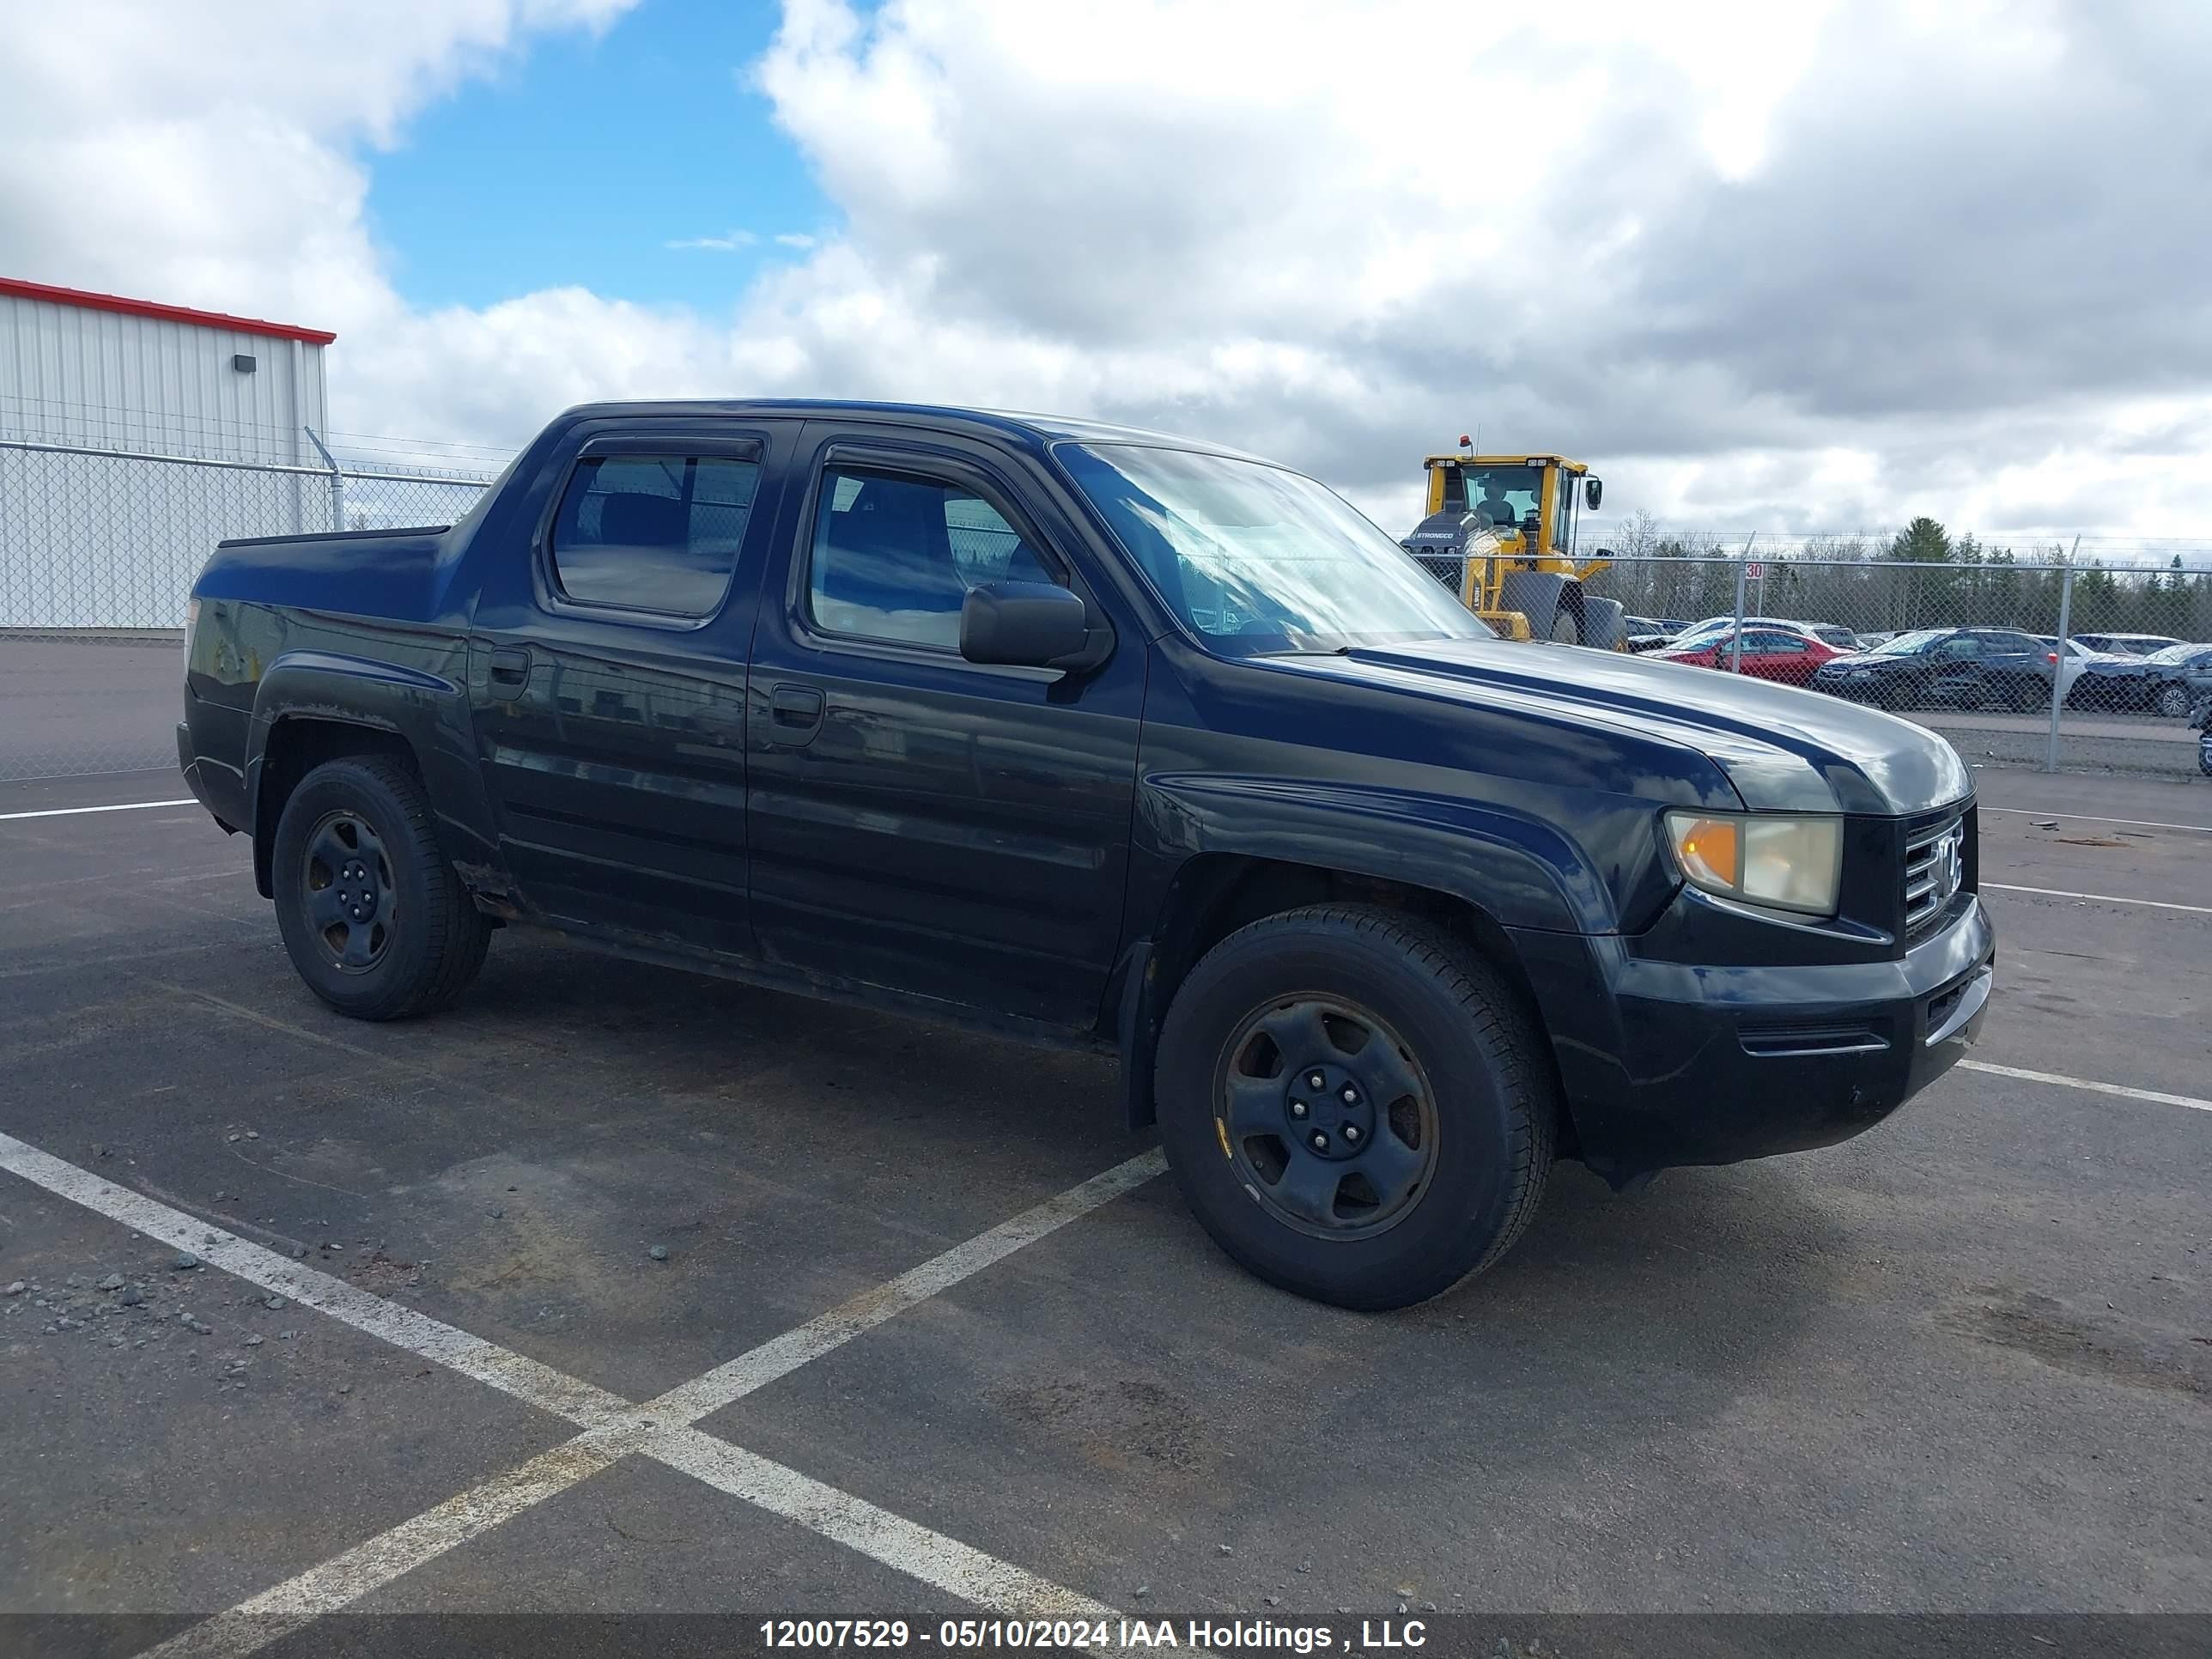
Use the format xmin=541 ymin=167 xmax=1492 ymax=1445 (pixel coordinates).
xmin=1656 ymin=624 xmax=1844 ymax=685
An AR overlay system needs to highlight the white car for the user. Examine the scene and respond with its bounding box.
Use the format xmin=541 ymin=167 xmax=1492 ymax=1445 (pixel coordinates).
xmin=2036 ymin=636 xmax=2101 ymax=702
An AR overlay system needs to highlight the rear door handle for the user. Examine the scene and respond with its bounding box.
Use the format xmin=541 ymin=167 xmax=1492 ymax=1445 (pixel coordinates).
xmin=488 ymin=646 xmax=533 ymax=687
xmin=769 ymin=683 xmax=826 ymax=744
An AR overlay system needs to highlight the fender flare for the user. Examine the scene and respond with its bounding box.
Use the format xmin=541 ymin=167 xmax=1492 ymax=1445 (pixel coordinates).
xmin=246 ymin=651 xmax=496 ymax=896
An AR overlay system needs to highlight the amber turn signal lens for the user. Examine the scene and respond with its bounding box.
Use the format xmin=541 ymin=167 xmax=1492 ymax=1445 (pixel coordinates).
xmin=1672 ymin=816 xmax=1740 ymax=890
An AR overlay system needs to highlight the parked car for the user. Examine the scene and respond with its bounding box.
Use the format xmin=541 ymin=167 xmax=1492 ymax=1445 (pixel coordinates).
xmin=1654 ymin=623 xmax=1846 ymax=685
xmin=179 ymin=399 xmax=1993 ymax=1310
xmin=1672 ymin=615 xmax=1859 ymax=652
xmin=2071 ymin=632 xmax=2183 ymax=658
xmin=1855 ymin=630 xmax=1898 ymax=650
xmin=2063 ymin=644 xmax=2167 ymax=712
xmin=1620 ymin=616 xmax=1679 ymax=654
xmin=1812 ymin=626 xmax=2075 ymax=711
xmin=2138 ymin=642 xmax=2212 ymax=719
xmin=2040 ymin=636 xmax=2120 ymax=709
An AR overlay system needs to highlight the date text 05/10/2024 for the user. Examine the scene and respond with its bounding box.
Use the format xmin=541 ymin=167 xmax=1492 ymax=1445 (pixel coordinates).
xmin=757 ymin=1618 xmax=1431 ymax=1651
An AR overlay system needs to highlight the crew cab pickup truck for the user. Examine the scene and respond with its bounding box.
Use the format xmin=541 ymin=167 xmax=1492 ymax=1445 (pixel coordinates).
xmin=179 ymin=401 xmax=1994 ymax=1309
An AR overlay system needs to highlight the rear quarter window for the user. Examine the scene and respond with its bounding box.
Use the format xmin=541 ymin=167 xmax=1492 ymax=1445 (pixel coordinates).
xmin=549 ymin=453 xmax=759 ymax=616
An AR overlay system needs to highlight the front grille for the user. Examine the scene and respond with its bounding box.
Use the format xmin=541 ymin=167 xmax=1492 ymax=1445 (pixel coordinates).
xmin=1903 ymin=811 xmax=1966 ymax=937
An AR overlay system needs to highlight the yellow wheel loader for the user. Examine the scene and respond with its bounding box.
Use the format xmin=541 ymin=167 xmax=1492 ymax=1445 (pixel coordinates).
xmin=1401 ymin=441 xmax=1626 ymax=647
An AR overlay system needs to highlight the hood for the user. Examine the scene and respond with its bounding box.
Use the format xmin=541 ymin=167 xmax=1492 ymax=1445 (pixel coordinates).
xmin=1300 ymin=637 xmax=1972 ymax=816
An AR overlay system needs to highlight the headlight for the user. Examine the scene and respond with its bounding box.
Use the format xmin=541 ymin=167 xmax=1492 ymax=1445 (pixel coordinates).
xmin=1664 ymin=811 xmax=1844 ymax=917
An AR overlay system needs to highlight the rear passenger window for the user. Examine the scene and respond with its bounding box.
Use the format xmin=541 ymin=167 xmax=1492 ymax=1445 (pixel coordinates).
xmin=805 ymin=467 xmax=1054 ymax=649
xmin=549 ymin=453 xmax=758 ymax=615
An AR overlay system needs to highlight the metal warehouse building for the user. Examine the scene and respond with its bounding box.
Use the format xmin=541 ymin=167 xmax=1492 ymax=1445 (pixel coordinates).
xmin=0 ymin=276 xmax=336 ymax=628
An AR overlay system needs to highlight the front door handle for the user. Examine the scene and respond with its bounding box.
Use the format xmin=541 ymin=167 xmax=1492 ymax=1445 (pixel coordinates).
xmin=769 ymin=683 xmax=826 ymax=744
xmin=488 ymin=646 xmax=533 ymax=687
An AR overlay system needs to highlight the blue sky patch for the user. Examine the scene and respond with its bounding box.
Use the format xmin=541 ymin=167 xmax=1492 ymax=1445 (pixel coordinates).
xmin=365 ymin=0 xmax=830 ymax=313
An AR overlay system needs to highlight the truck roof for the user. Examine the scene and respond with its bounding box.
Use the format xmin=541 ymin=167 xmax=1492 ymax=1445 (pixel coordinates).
xmin=556 ymin=398 xmax=1266 ymax=460
xmin=1422 ymin=453 xmax=1590 ymax=472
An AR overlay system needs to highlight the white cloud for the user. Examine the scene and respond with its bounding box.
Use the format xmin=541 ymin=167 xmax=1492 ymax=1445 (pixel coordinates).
xmin=1 ymin=0 xmax=2206 ymax=542
xmin=666 ymin=231 xmax=760 ymax=252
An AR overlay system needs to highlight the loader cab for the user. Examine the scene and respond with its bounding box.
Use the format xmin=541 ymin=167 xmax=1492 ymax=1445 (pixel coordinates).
xmin=1424 ymin=453 xmax=1592 ymax=562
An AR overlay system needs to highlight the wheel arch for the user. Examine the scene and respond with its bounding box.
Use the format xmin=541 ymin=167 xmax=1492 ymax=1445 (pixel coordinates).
xmin=251 ymin=715 xmax=420 ymax=898
xmin=246 ymin=648 xmax=500 ymax=901
xmin=1116 ymin=853 xmax=1570 ymax=1150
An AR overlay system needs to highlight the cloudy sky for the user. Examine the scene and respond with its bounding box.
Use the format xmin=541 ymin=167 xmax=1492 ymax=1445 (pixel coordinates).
xmin=2 ymin=0 xmax=2206 ymax=544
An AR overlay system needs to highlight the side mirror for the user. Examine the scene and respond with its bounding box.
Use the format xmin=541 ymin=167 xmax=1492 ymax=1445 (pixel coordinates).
xmin=1584 ymin=477 xmax=1603 ymax=510
xmin=959 ymin=580 xmax=1092 ymax=667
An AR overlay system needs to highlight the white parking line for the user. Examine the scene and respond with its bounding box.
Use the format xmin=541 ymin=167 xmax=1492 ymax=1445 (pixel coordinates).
xmin=1984 ymin=881 xmax=2212 ymax=915
xmin=1960 ymin=1060 xmax=2212 ymax=1115
xmin=1982 ymin=805 xmax=2212 ymax=835
xmin=140 ymin=1431 xmax=645 ymax=1659
xmin=647 ymin=1152 xmax=1167 ymax=1422
xmin=0 ymin=1127 xmax=1164 ymax=1655
xmin=0 ymin=1130 xmax=633 ymax=1427
xmin=0 ymin=798 xmax=197 ymax=823
xmin=653 ymin=1427 xmax=1124 ymax=1621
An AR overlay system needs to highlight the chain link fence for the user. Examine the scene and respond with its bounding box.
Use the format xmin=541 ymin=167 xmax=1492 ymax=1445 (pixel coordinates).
xmin=1 ymin=436 xmax=493 ymax=781
xmin=1583 ymin=553 xmax=2212 ymax=781
xmin=3 ymin=431 xmax=2209 ymax=787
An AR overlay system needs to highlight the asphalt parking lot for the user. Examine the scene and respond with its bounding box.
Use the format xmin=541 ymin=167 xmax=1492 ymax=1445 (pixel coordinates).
xmin=2 ymin=764 xmax=2208 ymax=1656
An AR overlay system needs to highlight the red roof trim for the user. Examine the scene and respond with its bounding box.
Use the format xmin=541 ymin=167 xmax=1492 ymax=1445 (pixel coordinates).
xmin=0 ymin=276 xmax=336 ymax=345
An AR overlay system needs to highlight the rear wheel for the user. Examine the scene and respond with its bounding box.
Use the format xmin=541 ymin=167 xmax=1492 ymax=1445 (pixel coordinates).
xmin=1154 ymin=905 xmax=1557 ymax=1310
xmin=271 ymin=756 xmax=492 ymax=1020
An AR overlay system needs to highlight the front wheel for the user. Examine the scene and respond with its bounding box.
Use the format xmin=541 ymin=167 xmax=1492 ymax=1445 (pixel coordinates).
xmin=1154 ymin=906 xmax=1557 ymax=1310
xmin=2157 ymin=682 xmax=2193 ymax=719
xmin=271 ymin=755 xmax=492 ymax=1020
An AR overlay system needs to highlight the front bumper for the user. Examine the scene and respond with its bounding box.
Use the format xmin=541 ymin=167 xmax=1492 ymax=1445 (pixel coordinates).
xmin=1512 ymin=894 xmax=1995 ymax=1183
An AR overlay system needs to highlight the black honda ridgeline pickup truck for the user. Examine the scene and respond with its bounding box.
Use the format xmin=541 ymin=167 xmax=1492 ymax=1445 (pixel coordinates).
xmin=179 ymin=402 xmax=1994 ymax=1309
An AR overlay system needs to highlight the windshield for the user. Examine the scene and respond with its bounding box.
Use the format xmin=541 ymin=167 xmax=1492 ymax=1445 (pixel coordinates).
xmin=1869 ymin=629 xmax=1945 ymax=655
xmin=1458 ymin=465 xmax=1542 ymax=532
xmin=2147 ymin=643 xmax=2199 ymax=665
xmin=1059 ymin=444 xmax=1492 ymax=657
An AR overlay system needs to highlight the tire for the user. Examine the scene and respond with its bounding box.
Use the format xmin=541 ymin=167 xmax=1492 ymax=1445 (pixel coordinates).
xmin=1154 ymin=904 xmax=1557 ymax=1310
xmin=1581 ymin=594 xmax=1629 ymax=652
xmin=270 ymin=755 xmax=492 ymax=1020
xmin=1495 ymin=571 xmax=1574 ymax=645
xmin=2157 ymin=682 xmax=2192 ymax=719
xmin=2008 ymin=678 xmax=2049 ymax=713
